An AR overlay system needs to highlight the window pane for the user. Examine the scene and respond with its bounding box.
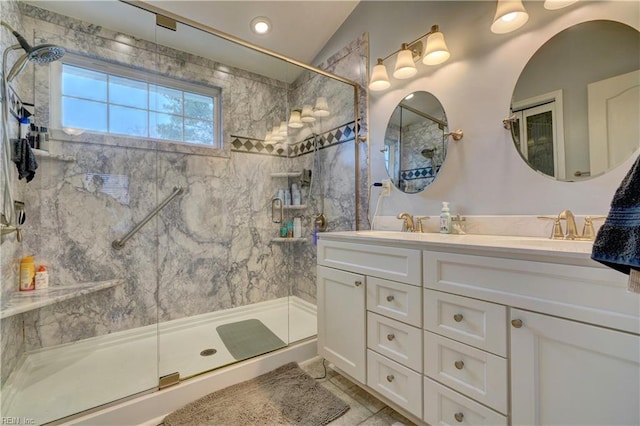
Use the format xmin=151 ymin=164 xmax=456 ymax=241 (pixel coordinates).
xmin=62 ymin=97 xmax=107 ymax=132
xmin=149 ymin=85 xmax=182 ymax=115
xmin=184 ymin=92 xmax=213 ymax=120
xmin=150 ymin=112 xmax=183 ymax=141
xmin=109 ymin=75 xmax=147 ymax=109
xmin=109 ymin=105 xmax=148 ymax=137
xmin=185 ymin=118 xmax=213 ymax=145
xmin=526 ymin=111 xmax=555 ymax=177
xmin=62 ymin=64 xmax=107 ymax=102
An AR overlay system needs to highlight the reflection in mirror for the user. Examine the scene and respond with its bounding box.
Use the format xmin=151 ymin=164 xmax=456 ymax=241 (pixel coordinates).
xmin=510 ymin=20 xmax=639 ymax=181
xmin=384 ymin=91 xmax=448 ymax=193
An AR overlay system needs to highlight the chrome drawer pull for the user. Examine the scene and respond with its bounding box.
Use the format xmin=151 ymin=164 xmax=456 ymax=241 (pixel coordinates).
xmin=454 ymin=360 xmax=464 ymax=370
xmin=387 ymin=333 xmax=395 ymax=341
xmin=454 ymin=412 xmax=464 ymax=422
xmin=386 ymin=295 xmax=395 ymax=302
xmin=511 ymin=319 xmax=523 ymax=328
xmin=355 ymin=280 xmax=362 ymax=287
xmin=386 ymin=374 xmax=394 ymax=382
xmin=453 ymin=313 xmax=463 ymax=322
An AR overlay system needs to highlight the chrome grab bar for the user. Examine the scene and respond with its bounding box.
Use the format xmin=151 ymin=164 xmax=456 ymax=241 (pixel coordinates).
xmin=112 ymin=186 xmax=184 ymax=250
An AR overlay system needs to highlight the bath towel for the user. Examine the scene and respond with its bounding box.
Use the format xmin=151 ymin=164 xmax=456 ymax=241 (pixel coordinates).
xmin=11 ymin=138 xmax=38 ymax=182
xmin=591 ymin=154 xmax=640 ymax=293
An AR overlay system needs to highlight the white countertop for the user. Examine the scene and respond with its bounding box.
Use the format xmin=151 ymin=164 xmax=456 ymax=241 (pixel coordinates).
xmin=319 ymin=231 xmax=598 ymax=266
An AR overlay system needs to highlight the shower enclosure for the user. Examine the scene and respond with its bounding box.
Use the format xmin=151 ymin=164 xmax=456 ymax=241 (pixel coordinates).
xmin=0 ymin=1 xmax=360 ymax=423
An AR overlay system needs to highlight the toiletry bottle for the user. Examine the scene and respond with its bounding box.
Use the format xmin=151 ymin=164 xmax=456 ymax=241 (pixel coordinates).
xmin=293 ymin=217 xmax=302 ymax=238
xmin=35 ymin=265 xmax=49 ymax=289
xmin=440 ymin=202 xmax=451 ymax=234
xmin=19 ymin=256 xmax=35 ymax=291
xmin=19 ymin=117 xmax=30 ymax=140
xmin=291 ymin=184 xmax=301 ymax=206
xmin=283 ymin=188 xmax=291 ymax=206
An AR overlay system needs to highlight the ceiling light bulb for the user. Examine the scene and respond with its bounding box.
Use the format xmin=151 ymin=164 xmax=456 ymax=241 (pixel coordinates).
xmin=423 ymin=25 xmax=450 ymax=66
xmin=393 ymin=44 xmax=417 ymax=79
xmin=250 ymin=17 xmax=271 ymax=35
xmin=491 ymin=0 xmax=529 ymax=34
xmin=301 ymin=105 xmax=316 ymax=123
xmin=544 ymin=0 xmax=578 ymax=10
xmin=288 ymin=110 xmax=303 ymax=128
xmin=369 ymin=58 xmax=391 ymax=91
xmin=313 ymin=97 xmax=330 ymax=117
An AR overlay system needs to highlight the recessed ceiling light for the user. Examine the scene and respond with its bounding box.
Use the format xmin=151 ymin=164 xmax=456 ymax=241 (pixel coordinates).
xmin=251 ymin=17 xmax=271 ymax=35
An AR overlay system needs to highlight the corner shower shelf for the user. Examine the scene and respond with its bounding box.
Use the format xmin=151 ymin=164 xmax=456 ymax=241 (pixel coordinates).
xmin=270 ymin=171 xmax=301 ymax=178
xmin=32 ymin=148 xmax=75 ymax=162
xmin=0 ymin=279 xmax=125 ymax=319
xmin=271 ymin=237 xmax=306 ymax=243
xmin=283 ymin=204 xmax=307 ymax=211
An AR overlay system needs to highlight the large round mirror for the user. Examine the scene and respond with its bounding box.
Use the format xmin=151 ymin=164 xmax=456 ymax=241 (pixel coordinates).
xmin=384 ymin=91 xmax=448 ymax=193
xmin=510 ymin=20 xmax=639 ymax=181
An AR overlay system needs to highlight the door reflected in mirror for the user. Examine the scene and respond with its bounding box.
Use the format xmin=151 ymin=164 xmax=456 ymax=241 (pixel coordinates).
xmin=384 ymin=91 xmax=448 ymax=193
xmin=510 ymin=20 xmax=639 ymax=181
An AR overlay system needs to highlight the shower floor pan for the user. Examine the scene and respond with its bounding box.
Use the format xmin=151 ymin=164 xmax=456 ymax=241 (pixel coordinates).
xmin=1 ymin=296 xmax=316 ymax=425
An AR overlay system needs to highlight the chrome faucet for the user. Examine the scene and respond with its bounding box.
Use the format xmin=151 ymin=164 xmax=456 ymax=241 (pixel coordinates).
xmin=397 ymin=212 xmax=415 ymax=232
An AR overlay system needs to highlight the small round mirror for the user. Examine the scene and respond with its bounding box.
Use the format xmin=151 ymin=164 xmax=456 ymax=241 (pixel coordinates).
xmin=510 ymin=20 xmax=639 ymax=181
xmin=383 ymin=91 xmax=449 ymax=193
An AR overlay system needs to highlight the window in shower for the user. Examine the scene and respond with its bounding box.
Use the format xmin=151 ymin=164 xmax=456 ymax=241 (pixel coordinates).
xmin=52 ymin=53 xmax=222 ymax=147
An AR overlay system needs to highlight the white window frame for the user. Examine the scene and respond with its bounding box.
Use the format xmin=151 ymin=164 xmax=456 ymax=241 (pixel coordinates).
xmin=50 ymin=53 xmax=223 ymax=150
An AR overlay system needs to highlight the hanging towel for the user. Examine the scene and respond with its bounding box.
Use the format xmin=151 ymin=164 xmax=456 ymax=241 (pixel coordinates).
xmin=591 ymin=155 xmax=640 ymax=293
xmin=11 ymin=138 xmax=38 ymax=182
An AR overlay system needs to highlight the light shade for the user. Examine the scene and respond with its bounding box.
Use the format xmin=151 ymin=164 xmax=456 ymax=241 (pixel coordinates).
xmin=301 ymin=105 xmax=316 ymax=123
xmin=278 ymin=121 xmax=288 ymax=136
xmin=369 ymin=58 xmax=391 ymax=91
xmin=491 ymin=0 xmax=529 ymax=34
xmin=288 ymin=110 xmax=303 ymax=128
xmin=313 ymin=97 xmax=330 ymax=117
xmin=423 ymin=25 xmax=450 ymax=65
xmin=544 ymin=0 xmax=578 ymax=10
xmin=271 ymin=125 xmax=284 ymax=141
xmin=393 ymin=44 xmax=417 ymax=79
xmin=264 ymin=128 xmax=273 ymax=143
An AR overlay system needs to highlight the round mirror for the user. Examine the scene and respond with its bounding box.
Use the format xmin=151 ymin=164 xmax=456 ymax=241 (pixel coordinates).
xmin=383 ymin=91 xmax=449 ymax=193
xmin=510 ymin=20 xmax=639 ymax=181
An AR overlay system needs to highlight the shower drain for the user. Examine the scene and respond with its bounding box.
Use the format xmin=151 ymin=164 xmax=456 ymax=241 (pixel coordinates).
xmin=200 ymin=348 xmax=217 ymax=356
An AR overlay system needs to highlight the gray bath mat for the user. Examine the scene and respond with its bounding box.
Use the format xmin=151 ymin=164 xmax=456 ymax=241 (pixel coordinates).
xmin=163 ymin=362 xmax=349 ymax=426
xmin=217 ymin=318 xmax=286 ymax=361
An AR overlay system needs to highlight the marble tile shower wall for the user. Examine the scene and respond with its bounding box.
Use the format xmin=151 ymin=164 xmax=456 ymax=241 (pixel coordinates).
xmin=9 ymin=4 xmax=292 ymax=352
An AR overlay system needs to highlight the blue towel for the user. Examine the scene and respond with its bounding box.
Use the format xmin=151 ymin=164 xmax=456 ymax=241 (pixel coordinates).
xmin=591 ymin=155 xmax=640 ymax=281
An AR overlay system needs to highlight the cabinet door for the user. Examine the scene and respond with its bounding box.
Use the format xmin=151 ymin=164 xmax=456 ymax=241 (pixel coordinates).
xmin=317 ymin=265 xmax=366 ymax=383
xmin=511 ymin=309 xmax=640 ymax=426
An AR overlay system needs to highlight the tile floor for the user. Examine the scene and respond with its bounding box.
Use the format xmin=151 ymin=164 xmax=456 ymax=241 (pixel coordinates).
xmin=299 ymin=357 xmax=417 ymax=426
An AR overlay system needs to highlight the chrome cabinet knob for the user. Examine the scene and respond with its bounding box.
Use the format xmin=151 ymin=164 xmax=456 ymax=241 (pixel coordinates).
xmin=454 ymin=412 xmax=464 ymax=422
xmin=512 ymin=319 xmax=523 ymax=328
xmin=386 ymin=374 xmax=394 ymax=382
xmin=454 ymin=360 xmax=464 ymax=370
xmin=453 ymin=313 xmax=463 ymax=322
xmin=387 ymin=334 xmax=395 ymax=341
xmin=386 ymin=295 xmax=395 ymax=302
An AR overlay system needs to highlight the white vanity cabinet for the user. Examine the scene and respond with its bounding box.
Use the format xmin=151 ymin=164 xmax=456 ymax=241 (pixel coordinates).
xmin=317 ymin=232 xmax=639 ymax=426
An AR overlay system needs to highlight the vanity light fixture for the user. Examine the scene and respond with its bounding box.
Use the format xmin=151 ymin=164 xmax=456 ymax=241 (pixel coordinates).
xmin=313 ymin=97 xmax=330 ymax=117
xmin=491 ymin=0 xmax=529 ymax=34
xmin=300 ymin=105 xmax=315 ymax=123
xmin=368 ymin=24 xmax=450 ymax=92
xmin=287 ymin=110 xmax=303 ymax=128
xmin=271 ymin=125 xmax=283 ymax=141
xmin=278 ymin=121 xmax=288 ymax=136
xmin=250 ymin=17 xmax=271 ymax=35
xmin=544 ymin=0 xmax=578 ymax=10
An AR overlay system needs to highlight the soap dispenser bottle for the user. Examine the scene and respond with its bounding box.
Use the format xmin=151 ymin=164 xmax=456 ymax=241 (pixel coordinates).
xmin=440 ymin=202 xmax=451 ymax=234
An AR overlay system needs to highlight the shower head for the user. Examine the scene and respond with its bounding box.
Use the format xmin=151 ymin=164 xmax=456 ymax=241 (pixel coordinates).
xmin=2 ymin=23 xmax=65 ymax=82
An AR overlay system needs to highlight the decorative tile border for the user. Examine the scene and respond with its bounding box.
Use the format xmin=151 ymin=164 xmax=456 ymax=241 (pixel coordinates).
xmin=230 ymin=121 xmax=357 ymax=158
xmin=401 ymin=165 xmax=439 ymax=180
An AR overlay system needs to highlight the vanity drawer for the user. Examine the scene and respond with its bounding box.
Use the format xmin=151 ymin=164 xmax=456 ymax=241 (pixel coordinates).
xmin=424 ymin=289 xmax=507 ymax=357
xmin=367 ymin=349 xmax=422 ymax=418
xmin=317 ymin=239 xmax=421 ymax=285
xmin=424 ymin=331 xmax=507 ymax=414
xmin=424 ymin=377 xmax=507 ymax=426
xmin=367 ymin=312 xmax=422 ymax=372
xmin=367 ymin=276 xmax=421 ymax=326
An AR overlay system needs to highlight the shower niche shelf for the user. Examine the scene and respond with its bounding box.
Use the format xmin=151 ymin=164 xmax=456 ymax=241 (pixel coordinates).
xmin=271 ymin=237 xmax=306 ymax=243
xmin=271 ymin=171 xmax=302 ymax=178
xmin=0 ymin=279 xmax=125 ymax=319
xmin=32 ymin=148 xmax=75 ymax=162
